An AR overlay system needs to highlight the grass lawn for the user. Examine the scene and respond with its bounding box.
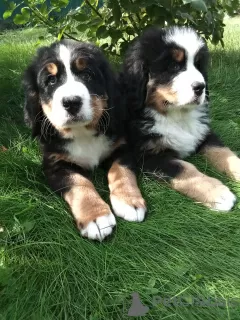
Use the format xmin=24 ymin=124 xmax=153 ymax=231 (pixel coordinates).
xmin=1 ymin=19 xmax=240 ymax=320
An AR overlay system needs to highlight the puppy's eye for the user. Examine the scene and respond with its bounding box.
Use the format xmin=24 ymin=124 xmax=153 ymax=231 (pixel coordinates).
xmin=81 ymin=69 xmax=93 ymax=81
xmin=48 ymin=75 xmax=57 ymax=85
xmin=169 ymin=62 xmax=180 ymax=72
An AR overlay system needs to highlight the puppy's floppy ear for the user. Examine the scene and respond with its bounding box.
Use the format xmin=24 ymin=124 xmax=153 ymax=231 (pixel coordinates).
xmin=197 ymin=40 xmax=210 ymax=101
xmin=122 ymin=40 xmax=149 ymax=117
xmin=23 ymin=63 xmax=42 ymax=138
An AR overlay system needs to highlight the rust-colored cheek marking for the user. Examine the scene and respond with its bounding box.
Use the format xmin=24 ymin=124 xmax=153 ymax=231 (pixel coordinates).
xmin=86 ymin=95 xmax=108 ymax=129
xmin=147 ymin=86 xmax=177 ymax=114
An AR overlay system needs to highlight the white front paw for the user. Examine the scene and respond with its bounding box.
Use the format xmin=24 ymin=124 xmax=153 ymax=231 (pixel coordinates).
xmin=81 ymin=212 xmax=116 ymax=241
xmin=211 ymin=186 xmax=236 ymax=212
xmin=111 ymin=197 xmax=146 ymax=222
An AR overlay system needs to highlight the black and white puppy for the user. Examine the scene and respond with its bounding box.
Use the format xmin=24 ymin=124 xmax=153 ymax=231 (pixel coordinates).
xmin=23 ymin=39 xmax=146 ymax=241
xmin=122 ymin=26 xmax=240 ymax=211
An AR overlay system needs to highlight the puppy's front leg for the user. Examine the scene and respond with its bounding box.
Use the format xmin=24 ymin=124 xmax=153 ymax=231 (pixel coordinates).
xmin=44 ymin=158 xmax=116 ymax=241
xmin=107 ymin=147 xmax=146 ymax=222
xmin=199 ymin=131 xmax=240 ymax=181
xmin=142 ymin=152 xmax=236 ymax=211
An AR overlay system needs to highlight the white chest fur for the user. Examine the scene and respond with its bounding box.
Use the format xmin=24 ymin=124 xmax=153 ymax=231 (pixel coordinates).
xmin=64 ymin=127 xmax=112 ymax=169
xmin=148 ymin=106 xmax=210 ymax=158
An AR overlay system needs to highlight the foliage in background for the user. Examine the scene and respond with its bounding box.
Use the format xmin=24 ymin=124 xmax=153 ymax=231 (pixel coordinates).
xmin=2 ymin=0 xmax=240 ymax=55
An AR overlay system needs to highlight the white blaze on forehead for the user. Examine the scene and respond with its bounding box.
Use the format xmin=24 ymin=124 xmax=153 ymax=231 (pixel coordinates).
xmin=165 ymin=27 xmax=204 ymax=57
xmin=59 ymin=44 xmax=74 ymax=80
xmin=48 ymin=44 xmax=92 ymax=128
xmin=165 ymin=27 xmax=206 ymax=107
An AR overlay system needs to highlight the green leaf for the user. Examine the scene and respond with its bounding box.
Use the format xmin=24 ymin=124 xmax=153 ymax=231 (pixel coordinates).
xmin=72 ymin=13 xmax=89 ymax=22
xmin=76 ymin=24 xmax=89 ymax=32
xmin=51 ymin=0 xmax=69 ymax=9
xmin=39 ymin=3 xmax=48 ymax=15
xmin=58 ymin=26 xmax=67 ymax=40
xmin=9 ymin=1 xmax=16 ymax=10
xmin=3 ymin=1 xmax=17 ymax=20
xmin=88 ymin=0 xmax=98 ymax=6
xmin=177 ymin=11 xmax=195 ymax=23
xmin=3 ymin=10 xmax=13 ymax=20
xmin=110 ymin=0 xmax=122 ymax=25
xmin=108 ymin=28 xmax=122 ymax=41
xmin=187 ymin=0 xmax=208 ymax=12
xmin=125 ymin=26 xmax=136 ymax=36
xmin=96 ymin=25 xmax=108 ymax=38
xmin=100 ymin=43 xmax=109 ymax=50
xmin=13 ymin=8 xmax=31 ymax=25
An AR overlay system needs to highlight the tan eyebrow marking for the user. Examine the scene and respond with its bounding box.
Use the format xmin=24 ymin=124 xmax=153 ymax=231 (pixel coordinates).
xmin=172 ymin=49 xmax=185 ymax=62
xmin=46 ymin=63 xmax=58 ymax=75
xmin=75 ymin=57 xmax=87 ymax=71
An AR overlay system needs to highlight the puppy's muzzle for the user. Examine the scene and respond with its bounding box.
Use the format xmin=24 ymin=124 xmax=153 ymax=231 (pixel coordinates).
xmin=62 ymin=96 xmax=83 ymax=116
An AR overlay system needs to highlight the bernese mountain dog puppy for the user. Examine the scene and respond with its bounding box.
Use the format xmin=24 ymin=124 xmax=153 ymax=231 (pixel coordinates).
xmin=23 ymin=39 xmax=146 ymax=241
xmin=122 ymin=26 xmax=240 ymax=211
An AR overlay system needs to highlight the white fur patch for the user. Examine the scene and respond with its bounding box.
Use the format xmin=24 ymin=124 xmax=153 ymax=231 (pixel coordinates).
xmin=166 ymin=27 xmax=206 ymax=106
xmin=148 ymin=106 xmax=210 ymax=158
xmin=165 ymin=27 xmax=204 ymax=57
xmin=50 ymin=45 xmax=92 ymax=127
xmin=171 ymin=61 xmax=205 ymax=106
xmin=81 ymin=212 xmax=116 ymax=241
xmin=64 ymin=126 xmax=112 ymax=169
xmin=111 ymin=198 xmax=146 ymax=222
xmin=212 ymin=186 xmax=236 ymax=212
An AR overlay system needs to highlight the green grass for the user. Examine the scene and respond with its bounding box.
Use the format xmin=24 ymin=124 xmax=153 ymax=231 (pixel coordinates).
xmin=1 ymin=19 xmax=240 ymax=319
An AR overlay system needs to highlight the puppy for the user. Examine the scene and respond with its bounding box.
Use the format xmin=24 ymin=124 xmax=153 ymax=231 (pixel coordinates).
xmin=23 ymin=39 xmax=146 ymax=240
xmin=122 ymin=26 xmax=240 ymax=211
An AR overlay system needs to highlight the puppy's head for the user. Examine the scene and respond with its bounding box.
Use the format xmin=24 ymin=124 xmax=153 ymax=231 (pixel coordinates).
xmin=125 ymin=26 xmax=209 ymax=114
xmin=23 ymin=40 xmax=112 ymax=137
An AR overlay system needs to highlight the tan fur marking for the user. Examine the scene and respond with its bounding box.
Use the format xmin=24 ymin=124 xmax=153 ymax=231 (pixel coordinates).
xmin=112 ymin=138 xmax=126 ymax=150
xmin=42 ymin=102 xmax=52 ymax=116
xmin=202 ymin=146 xmax=240 ymax=181
xmin=64 ymin=173 xmax=111 ymax=229
xmin=108 ymin=161 xmax=146 ymax=208
xmin=75 ymin=57 xmax=87 ymax=71
xmin=46 ymin=63 xmax=58 ymax=75
xmin=171 ymin=160 xmax=231 ymax=209
xmin=48 ymin=153 xmax=69 ymax=163
xmin=172 ymin=49 xmax=185 ymax=62
xmin=147 ymin=86 xmax=177 ymax=114
xmin=86 ymin=95 xmax=108 ymax=129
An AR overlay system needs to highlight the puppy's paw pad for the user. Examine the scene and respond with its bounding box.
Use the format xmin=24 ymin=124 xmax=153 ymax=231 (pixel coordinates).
xmin=211 ymin=186 xmax=236 ymax=212
xmin=80 ymin=212 xmax=116 ymax=241
xmin=111 ymin=198 xmax=146 ymax=222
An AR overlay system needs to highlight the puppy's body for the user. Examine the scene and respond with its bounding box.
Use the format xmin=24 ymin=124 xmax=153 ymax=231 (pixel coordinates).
xmin=24 ymin=40 xmax=146 ymax=240
xmin=123 ymin=26 xmax=240 ymax=211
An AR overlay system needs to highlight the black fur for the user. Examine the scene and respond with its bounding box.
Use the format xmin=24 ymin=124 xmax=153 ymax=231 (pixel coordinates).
xmin=121 ymin=26 xmax=225 ymax=180
xmin=23 ymin=39 xmax=133 ymax=198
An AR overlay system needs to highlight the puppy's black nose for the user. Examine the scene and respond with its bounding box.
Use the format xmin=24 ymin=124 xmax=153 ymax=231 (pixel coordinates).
xmin=62 ymin=96 xmax=82 ymax=115
xmin=192 ymin=82 xmax=205 ymax=97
